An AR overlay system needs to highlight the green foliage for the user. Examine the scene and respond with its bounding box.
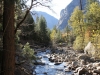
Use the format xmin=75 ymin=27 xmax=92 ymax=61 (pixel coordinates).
xmin=64 ymin=25 xmax=71 ymax=33
xmin=20 ymin=14 xmax=50 ymax=45
xmin=63 ymin=25 xmax=73 ymax=44
xmin=47 ymin=28 xmax=51 ymax=38
xmin=85 ymin=2 xmax=100 ymax=44
xmin=68 ymin=1 xmax=100 ymax=57
xmin=50 ymin=29 xmax=56 ymax=41
xmin=22 ymin=42 xmax=35 ymax=60
xmin=73 ymin=36 xmax=84 ymax=51
xmin=69 ymin=6 xmax=84 ymax=26
xmin=0 ymin=24 xmax=2 ymax=31
xmin=56 ymin=29 xmax=63 ymax=43
xmin=24 ymin=12 xmax=34 ymax=24
xmin=68 ymin=6 xmax=84 ymax=36
xmin=86 ymin=0 xmax=99 ymax=10
xmin=34 ymin=16 xmax=50 ymax=44
xmin=50 ymin=27 xmax=64 ymax=44
xmin=68 ymin=6 xmax=85 ymax=50
xmin=15 ymin=30 xmax=21 ymax=44
xmin=85 ymin=2 xmax=100 ymax=23
xmin=21 ymin=13 xmax=35 ymax=40
xmin=39 ymin=16 xmax=48 ymax=41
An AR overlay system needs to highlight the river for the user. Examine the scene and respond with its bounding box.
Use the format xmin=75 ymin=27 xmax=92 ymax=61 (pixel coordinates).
xmin=34 ymin=50 xmax=74 ymax=75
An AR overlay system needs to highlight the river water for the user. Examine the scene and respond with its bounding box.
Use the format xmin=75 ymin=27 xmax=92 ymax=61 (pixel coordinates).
xmin=34 ymin=50 xmax=74 ymax=75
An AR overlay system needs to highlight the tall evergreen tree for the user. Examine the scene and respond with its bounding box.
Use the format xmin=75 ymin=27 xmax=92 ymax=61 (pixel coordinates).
xmin=34 ymin=16 xmax=50 ymax=44
xmin=2 ymin=0 xmax=15 ymax=75
xmin=39 ymin=16 xmax=47 ymax=41
xmin=34 ymin=16 xmax=40 ymax=39
xmin=21 ymin=13 xmax=35 ymax=40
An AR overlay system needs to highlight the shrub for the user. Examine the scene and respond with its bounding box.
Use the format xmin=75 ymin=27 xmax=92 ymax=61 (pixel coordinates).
xmin=15 ymin=30 xmax=21 ymax=44
xmin=22 ymin=42 xmax=35 ymax=60
xmin=93 ymin=35 xmax=100 ymax=58
xmin=73 ymin=36 xmax=84 ymax=51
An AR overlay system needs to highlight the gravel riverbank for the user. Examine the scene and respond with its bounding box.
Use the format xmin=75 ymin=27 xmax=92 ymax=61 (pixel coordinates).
xmin=33 ymin=46 xmax=100 ymax=75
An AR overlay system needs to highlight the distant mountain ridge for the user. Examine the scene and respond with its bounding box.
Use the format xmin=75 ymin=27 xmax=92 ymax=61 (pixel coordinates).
xmin=32 ymin=11 xmax=58 ymax=29
xmin=57 ymin=0 xmax=86 ymax=30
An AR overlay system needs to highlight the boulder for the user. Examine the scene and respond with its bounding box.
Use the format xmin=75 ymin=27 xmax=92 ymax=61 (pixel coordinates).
xmin=84 ymin=42 xmax=96 ymax=56
xmin=93 ymin=69 xmax=100 ymax=74
xmin=86 ymin=63 xmax=93 ymax=68
xmin=72 ymin=61 xmax=79 ymax=68
xmin=93 ymin=62 xmax=100 ymax=67
xmin=78 ymin=67 xmax=88 ymax=75
xmin=85 ymin=72 xmax=93 ymax=75
xmin=80 ymin=59 xmax=87 ymax=65
xmin=34 ymin=60 xmax=45 ymax=65
xmin=54 ymin=62 xmax=62 ymax=65
xmin=74 ymin=67 xmax=88 ymax=75
xmin=92 ymin=73 xmax=98 ymax=75
xmin=74 ymin=67 xmax=81 ymax=73
xmin=78 ymin=54 xmax=91 ymax=63
xmin=64 ymin=67 xmax=71 ymax=72
xmin=97 ymin=66 xmax=100 ymax=70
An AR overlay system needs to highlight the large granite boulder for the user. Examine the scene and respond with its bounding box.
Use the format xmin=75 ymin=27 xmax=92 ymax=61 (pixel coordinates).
xmin=84 ymin=42 xmax=96 ymax=56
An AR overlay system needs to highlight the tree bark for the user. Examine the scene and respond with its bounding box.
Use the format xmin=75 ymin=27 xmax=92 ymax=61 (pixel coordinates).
xmin=2 ymin=0 xmax=15 ymax=75
xmin=80 ymin=0 xmax=82 ymax=10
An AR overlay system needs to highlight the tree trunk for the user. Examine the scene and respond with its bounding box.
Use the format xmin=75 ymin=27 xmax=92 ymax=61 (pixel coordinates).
xmin=80 ymin=0 xmax=82 ymax=10
xmin=2 ymin=0 xmax=15 ymax=75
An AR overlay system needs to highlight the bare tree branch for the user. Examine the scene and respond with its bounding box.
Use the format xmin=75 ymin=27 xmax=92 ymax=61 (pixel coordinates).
xmin=15 ymin=0 xmax=53 ymax=34
xmin=15 ymin=0 xmax=33 ymax=33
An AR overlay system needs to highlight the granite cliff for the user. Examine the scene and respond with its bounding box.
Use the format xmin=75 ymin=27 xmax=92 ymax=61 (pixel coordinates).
xmin=57 ymin=0 xmax=86 ymax=30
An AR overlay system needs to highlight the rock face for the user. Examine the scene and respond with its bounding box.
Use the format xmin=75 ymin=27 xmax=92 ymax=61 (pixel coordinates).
xmin=57 ymin=0 xmax=86 ymax=30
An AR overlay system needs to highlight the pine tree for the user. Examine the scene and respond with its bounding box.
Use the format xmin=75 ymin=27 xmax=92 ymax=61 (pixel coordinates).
xmin=2 ymin=0 xmax=15 ymax=75
xmin=39 ymin=16 xmax=47 ymax=41
xmin=34 ymin=16 xmax=50 ymax=44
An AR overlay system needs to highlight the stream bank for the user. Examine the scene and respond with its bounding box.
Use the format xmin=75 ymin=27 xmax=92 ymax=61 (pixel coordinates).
xmin=33 ymin=45 xmax=100 ymax=75
xmin=33 ymin=49 xmax=74 ymax=75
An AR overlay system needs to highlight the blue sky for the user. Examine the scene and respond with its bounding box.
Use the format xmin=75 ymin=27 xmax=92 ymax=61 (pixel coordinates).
xmin=29 ymin=0 xmax=72 ymax=19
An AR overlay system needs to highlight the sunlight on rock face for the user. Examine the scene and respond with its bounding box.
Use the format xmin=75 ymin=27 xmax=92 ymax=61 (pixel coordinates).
xmin=84 ymin=42 xmax=96 ymax=56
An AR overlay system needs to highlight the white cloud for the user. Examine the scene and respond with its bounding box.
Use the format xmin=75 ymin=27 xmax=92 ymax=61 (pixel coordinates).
xmin=32 ymin=0 xmax=72 ymax=19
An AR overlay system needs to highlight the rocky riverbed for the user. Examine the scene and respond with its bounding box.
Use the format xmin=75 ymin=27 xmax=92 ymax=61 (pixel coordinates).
xmin=33 ymin=46 xmax=100 ymax=75
xmin=33 ymin=50 xmax=74 ymax=75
